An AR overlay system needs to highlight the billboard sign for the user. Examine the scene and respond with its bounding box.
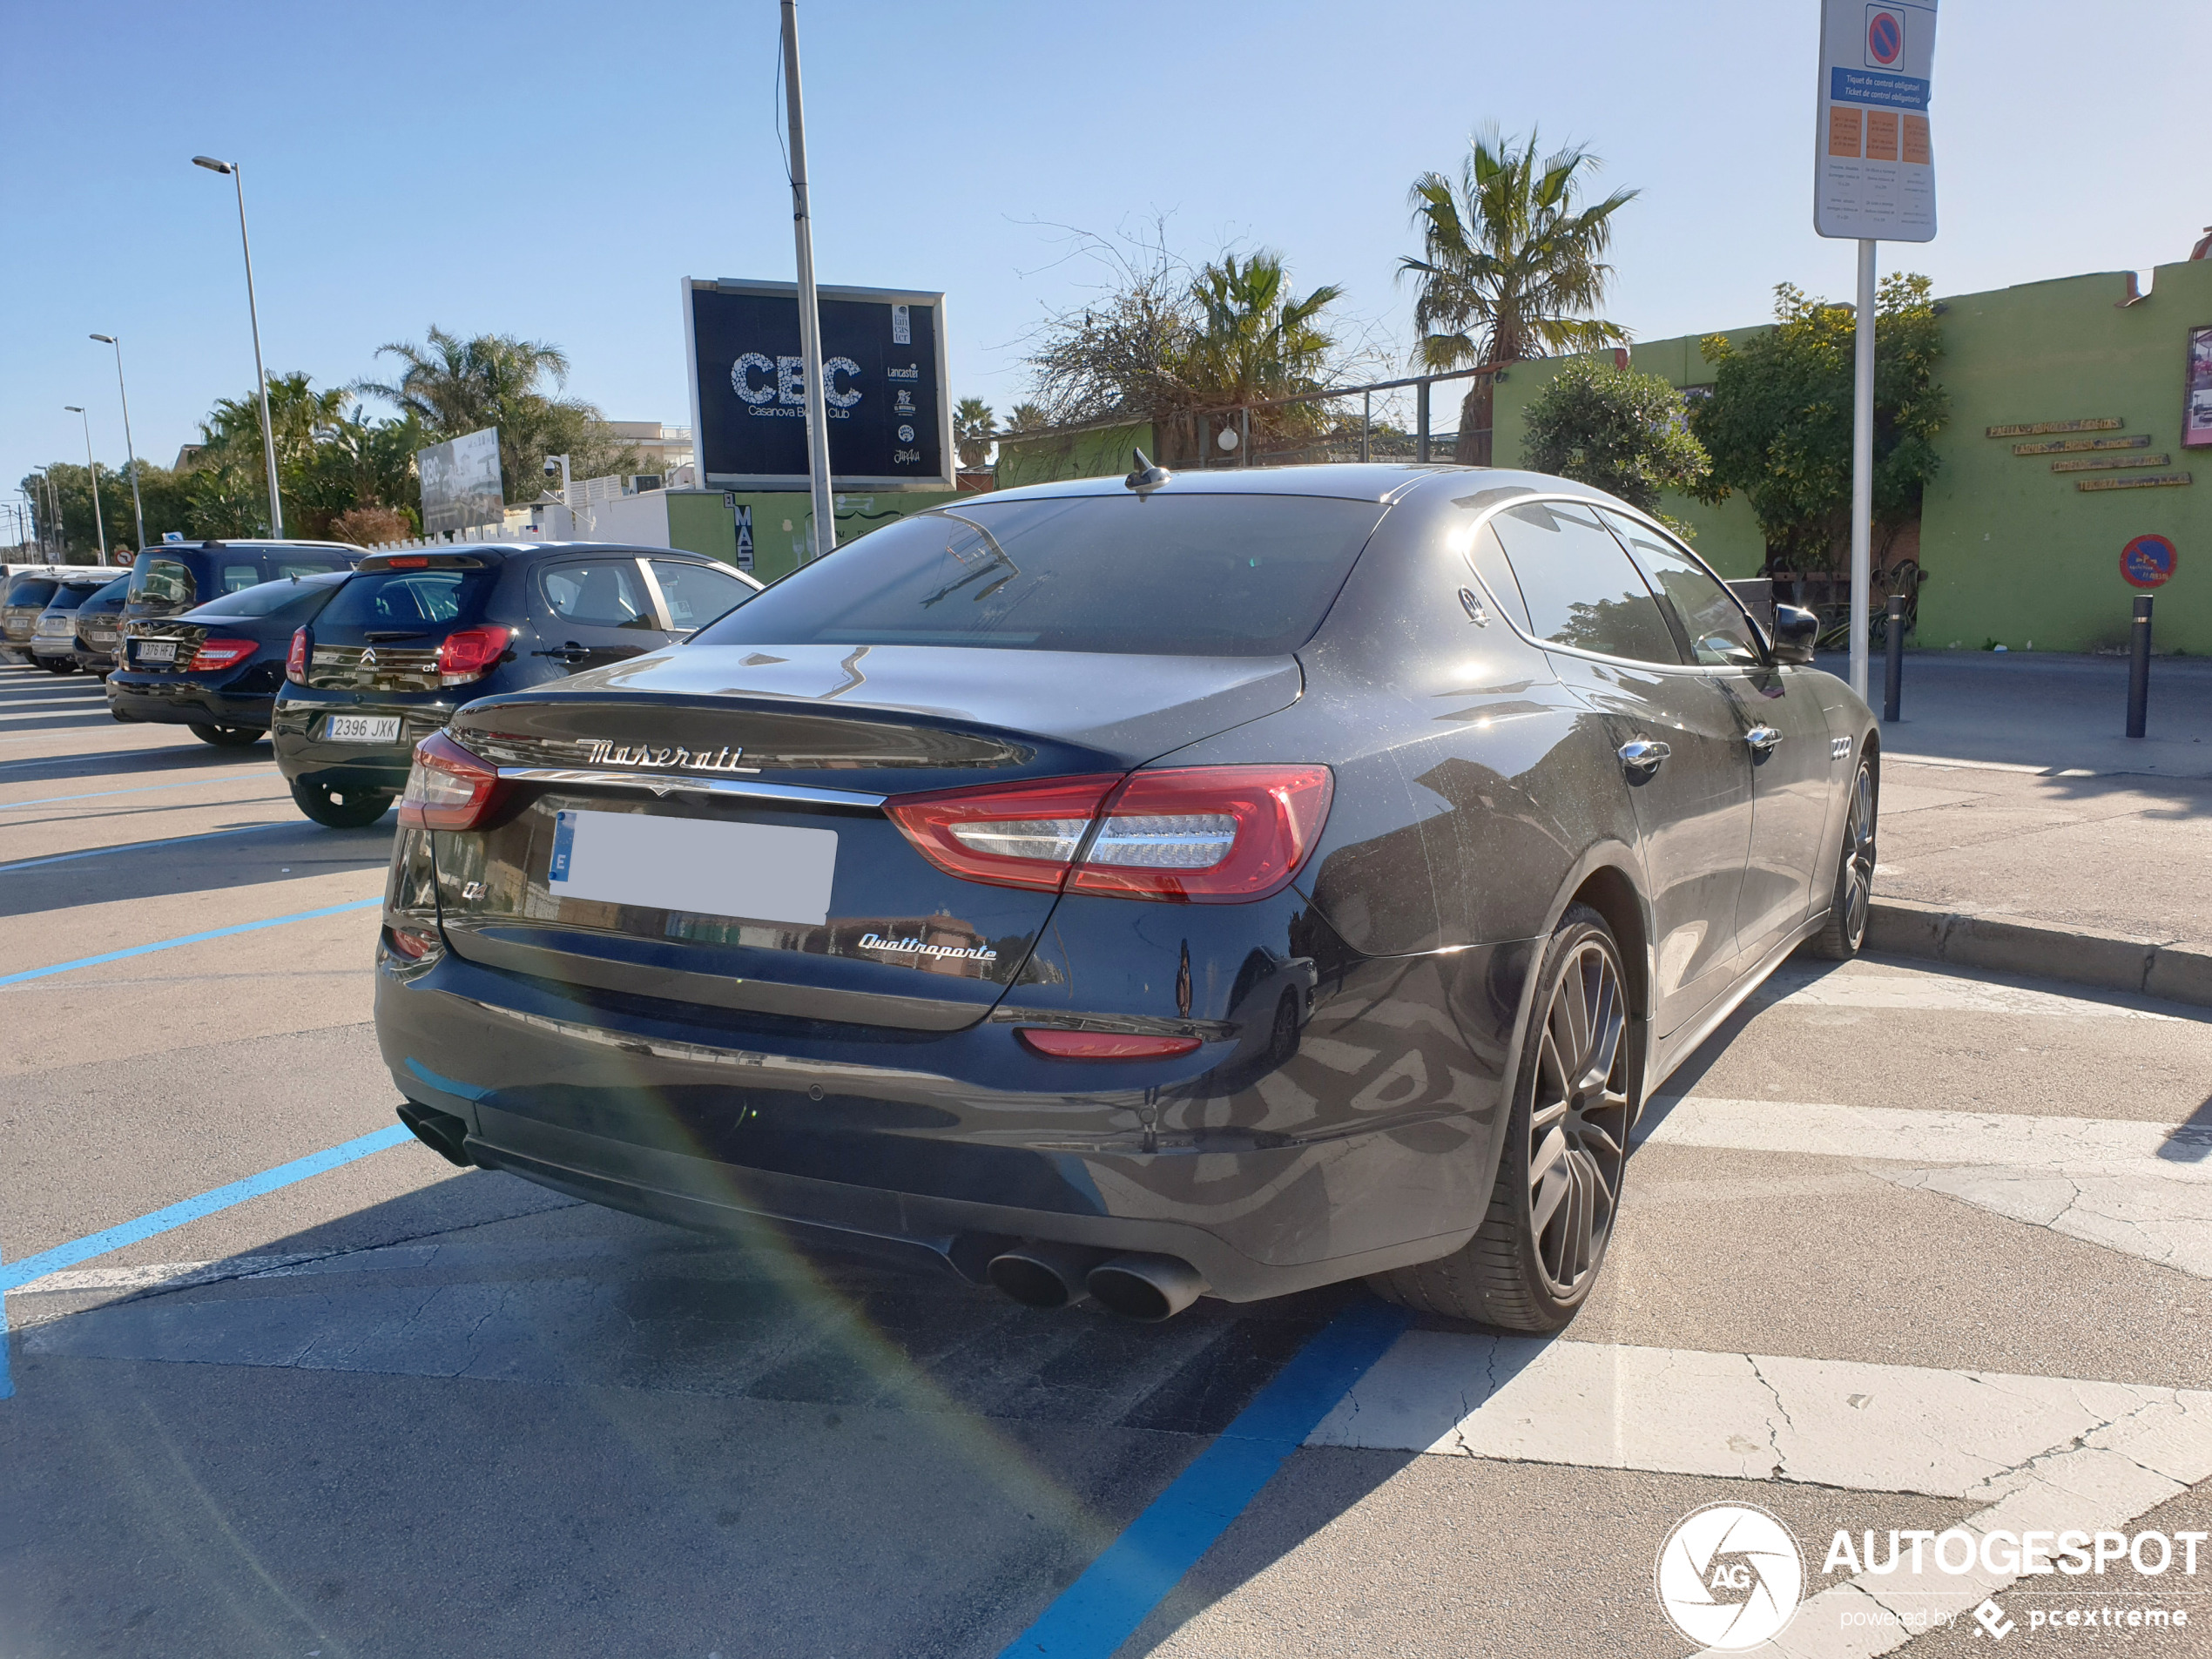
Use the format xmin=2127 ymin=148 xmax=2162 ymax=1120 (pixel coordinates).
xmin=417 ymin=427 xmax=503 ymax=535
xmin=684 ymin=279 xmax=952 ymax=491
xmin=2185 ymin=325 xmax=2212 ymax=449
xmin=1815 ymin=0 xmax=1939 ymax=240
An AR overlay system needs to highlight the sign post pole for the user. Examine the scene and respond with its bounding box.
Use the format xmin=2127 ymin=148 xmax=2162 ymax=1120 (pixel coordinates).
xmin=1851 ymin=237 xmax=1876 ymax=701
xmin=779 ymin=0 xmax=836 ymax=562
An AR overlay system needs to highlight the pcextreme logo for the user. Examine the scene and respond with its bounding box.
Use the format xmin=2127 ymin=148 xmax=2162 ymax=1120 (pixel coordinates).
xmin=1655 ymin=1503 xmax=1805 ymax=1649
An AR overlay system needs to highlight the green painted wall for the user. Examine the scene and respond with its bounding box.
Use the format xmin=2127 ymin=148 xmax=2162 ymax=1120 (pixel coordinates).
xmin=665 ymin=488 xmax=961 ymax=583
xmin=994 ymin=421 xmax=1154 ymax=490
xmin=1496 ymin=267 xmax=2210 ymax=651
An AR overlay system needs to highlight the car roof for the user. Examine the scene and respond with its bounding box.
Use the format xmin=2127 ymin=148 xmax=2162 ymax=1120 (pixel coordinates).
xmin=139 ymin=539 xmax=360 ymax=553
xmin=965 ymin=461 xmax=1615 ymax=509
xmin=351 ymin=540 xmax=709 ymax=570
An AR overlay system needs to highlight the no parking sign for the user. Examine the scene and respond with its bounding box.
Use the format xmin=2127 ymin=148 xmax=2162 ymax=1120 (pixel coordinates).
xmin=2120 ymin=533 xmax=2178 ymax=589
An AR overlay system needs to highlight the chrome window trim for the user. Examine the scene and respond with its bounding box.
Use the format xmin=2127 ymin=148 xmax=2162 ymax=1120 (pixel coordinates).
xmin=494 ymin=767 xmax=887 ymax=808
xmin=1460 ymin=491 xmax=1773 ymax=680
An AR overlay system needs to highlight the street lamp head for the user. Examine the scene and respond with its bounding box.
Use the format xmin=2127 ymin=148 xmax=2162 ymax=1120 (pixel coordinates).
xmin=91 ymin=334 xmax=116 ymax=344
xmin=64 ymin=405 xmax=84 ymax=414
xmin=192 ymin=155 xmax=234 ymax=175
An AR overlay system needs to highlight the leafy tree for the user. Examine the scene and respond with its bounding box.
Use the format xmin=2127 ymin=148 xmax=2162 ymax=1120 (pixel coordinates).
xmin=1401 ymin=126 xmax=1637 ymax=463
xmin=1521 ymin=358 xmax=1710 ymax=516
xmin=330 ymin=504 xmax=413 ymax=545
xmin=1689 ymin=274 xmax=1947 ymax=572
xmin=954 ymin=397 xmax=997 ymax=469
xmin=17 ymin=460 xmax=181 ymax=561
xmin=359 ymin=327 xmax=639 ymax=502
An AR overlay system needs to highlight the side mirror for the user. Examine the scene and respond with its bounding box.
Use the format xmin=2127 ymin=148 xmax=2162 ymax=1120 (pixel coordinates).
xmin=1770 ymin=604 xmax=1818 ymax=665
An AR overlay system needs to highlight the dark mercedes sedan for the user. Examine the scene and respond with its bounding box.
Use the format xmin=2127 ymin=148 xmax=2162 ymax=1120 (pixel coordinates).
xmin=108 ymin=571 xmax=349 ymax=745
xmin=273 ymin=542 xmax=759 ymax=827
xmin=374 ymin=464 xmax=1877 ymax=1332
xmin=71 ymin=574 xmax=132 ymax=675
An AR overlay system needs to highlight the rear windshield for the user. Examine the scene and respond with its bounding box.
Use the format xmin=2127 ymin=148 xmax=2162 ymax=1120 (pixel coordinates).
xmin=692 ymin=494 xmax=1389 ymax=656
xmin=87 ymin=577 xmax=131 ymax=605
xmin=46 ymin=584 xmax=105 ymax=612
xmin=316 ymin=569 xmax=496 ymax=633
xmin=7 ymin=579 xmax=58 ymax=608
xmin=129 ymin=557 xmax=194 ymax=606
xmin=190 ymin=571 xmax=349 ymax=619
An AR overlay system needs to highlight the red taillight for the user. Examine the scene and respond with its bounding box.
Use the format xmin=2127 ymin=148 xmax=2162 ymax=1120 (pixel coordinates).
xmin=1016 ymin=1028 xmax=1203 ymax=1060
xmin=385 ymin=556 xmax=429 ymax=569
xmin=435 ymin=624 xmax=511 ymax=686
xmin=382 ymin=923 xmax=438 ymax=961
xmin=885 ymin=775 xmax=1123 ymax=891
xmin=1073 ymin=765 xmax=1334 ymax=901
xmin=884 ymin=765 xmax=1332 ymax=904
xmin=286 ymin=628 xmax=309 ymax=685
xmin=398 ymin=730 xmax=501 ymax=830
xmin=188 ymin=637 xmax=257 ymax=672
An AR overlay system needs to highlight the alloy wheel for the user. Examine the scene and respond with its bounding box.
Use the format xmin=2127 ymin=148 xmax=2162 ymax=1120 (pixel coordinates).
xmin=1526 ymin=939 xmax=1629 ymax=1298
xmin=1840 ymin=764 xmax=1875 ymax=948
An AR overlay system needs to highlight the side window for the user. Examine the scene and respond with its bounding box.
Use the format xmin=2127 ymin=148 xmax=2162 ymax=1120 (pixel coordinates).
xmin=131 ymin=559 xmax=193 ymax=605
xmin=266 ymin=556 xmax=344 ymax=581
xmin=1464 ymin=526 xmax=1532 ymax=632
xmin=1490 ymin=502 xmax=1683 ymax=665
xmin=221 ymin=562 xmax=261 ymax=593
xmin=649 ymin=559 xmax=752 ymax=631
xmin=540 ymin=558 xmax=658 ymax=630
xmin=1597 ymin=509 xmax=1762 ymax=668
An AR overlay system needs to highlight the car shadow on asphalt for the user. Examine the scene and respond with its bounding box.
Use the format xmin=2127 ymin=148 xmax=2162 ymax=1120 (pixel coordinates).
xmin=5 ymin=1163 xmax=1460 ymax=1656
xmin=0 ymin=816 xmax=393 ymax=921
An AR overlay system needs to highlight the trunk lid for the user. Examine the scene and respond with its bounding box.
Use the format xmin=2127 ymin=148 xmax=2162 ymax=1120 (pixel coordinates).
xmin=434 ymin=644 xmax=1301 ymax=1031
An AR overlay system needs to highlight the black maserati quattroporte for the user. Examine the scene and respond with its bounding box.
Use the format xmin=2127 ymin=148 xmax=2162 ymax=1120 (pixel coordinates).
xmin=374 ymin=463 xmax=1877 ymax=1331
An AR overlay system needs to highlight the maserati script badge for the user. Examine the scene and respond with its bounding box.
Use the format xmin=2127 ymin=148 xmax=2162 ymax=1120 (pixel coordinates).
xmin=579 ymin=739 xmax=757 ymax=775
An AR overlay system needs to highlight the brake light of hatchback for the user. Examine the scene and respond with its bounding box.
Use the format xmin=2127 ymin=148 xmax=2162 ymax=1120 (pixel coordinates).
xmin=398 ymin=731 xmax=502 ymax=830
xmin=887 ymin=765 xmax=1333 ymax=903
xmin=188 ymin=637 xmax=258 ymax=672
xmin=286 ymin=628 xmax=310 ymax=685
xmin=435 ymin=624 xmax=512 ymax=687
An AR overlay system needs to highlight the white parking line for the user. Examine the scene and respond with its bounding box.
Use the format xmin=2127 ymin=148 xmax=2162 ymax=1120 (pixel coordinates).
xmin=1637 ymin=1096 xmax=2212 ymax=1278
xmin=1758 ymin=968 xmax=2178 ymax=1021
xmin=1306 ymin=1332 xmax=2212 ymax=1500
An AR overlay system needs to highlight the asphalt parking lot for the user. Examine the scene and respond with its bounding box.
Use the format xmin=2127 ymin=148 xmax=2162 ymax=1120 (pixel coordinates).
xmin=3 ymin=664 xmax=2209 ymax=1658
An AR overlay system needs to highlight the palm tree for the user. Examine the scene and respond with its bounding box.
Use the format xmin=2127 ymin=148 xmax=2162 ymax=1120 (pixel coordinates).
xmin=954 ymin=397 xmax=997 ymax=469
xmin=358 ymin=327 xmax=575 ymax=496
xmin=1002 ymin=402 xmax=1050 ymax=435
xmin=1184 ymin=252 xmax=1342 ymax=408
xmin=1400 ymin=127 xmax=1637 ymax=463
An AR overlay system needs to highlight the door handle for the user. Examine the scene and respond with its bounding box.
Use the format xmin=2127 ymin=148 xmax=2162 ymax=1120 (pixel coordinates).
xmin=1745 ymin=725 xmax=1784 ymax=755
xmin=1618 ymin=738 xmax=1670 ymax=779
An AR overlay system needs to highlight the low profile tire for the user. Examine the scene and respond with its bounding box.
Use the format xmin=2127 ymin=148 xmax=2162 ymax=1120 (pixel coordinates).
xmin=1807 ymin=754 xmax=1877 ymax=961
xmin=42 ymin=659 xmax=76 ymax=675
xmin=187 ymin=721 xmax=264 ymax=748
xmin=1369 ymin=903 xmax=1633 ymax=1332
xmin=290 ymin=779 xmax=395 ymax=828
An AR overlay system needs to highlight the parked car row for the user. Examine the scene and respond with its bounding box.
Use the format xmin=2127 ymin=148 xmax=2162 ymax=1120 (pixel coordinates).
xmin=6 ymin=539 xmax=764 ymax=827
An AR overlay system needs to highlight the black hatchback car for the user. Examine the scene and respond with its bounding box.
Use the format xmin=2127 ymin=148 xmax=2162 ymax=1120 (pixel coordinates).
xmin=108 ymin=571 xmax=350 ymax=745
xmin=273 ymin=542 xmax=759 ymax=826
xmin=372 ymin=464 xmax=1877 ymax=1333
xmin=123 ymin=539 xmax=361 ymax=629
xmin=70 ymin=574 xmax=132 ymax=675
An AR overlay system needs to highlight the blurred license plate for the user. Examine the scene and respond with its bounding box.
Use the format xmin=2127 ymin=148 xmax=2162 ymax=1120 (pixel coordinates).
xmin=326 ymin=715 xmax=401 ymax=744
xmin=135 ymin=640 xmax=177 ymax=664
xmin=547 ymin=809 xmax=836 ymax=926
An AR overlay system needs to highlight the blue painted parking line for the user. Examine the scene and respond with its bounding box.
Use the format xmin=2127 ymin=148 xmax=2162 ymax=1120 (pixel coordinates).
xmin=997 ymin=1297 xmax=1411 ymax=1659
xmin=0 ymin=1125 xmax=413 ymax=1297
xmin=0 ymin=1123 xmax=414 ymax=1403
xmin=0 ymin=820 xmax=294 ymax=874
xmin=0 ymin=895 xmax=381 ymax=988
xmin=0 ymin=777 xmax=273 ymax=812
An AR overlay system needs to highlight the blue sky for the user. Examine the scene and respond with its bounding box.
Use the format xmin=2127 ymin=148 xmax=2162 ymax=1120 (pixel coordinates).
xmin=3 ymin=0 xmax=2203 ymax=528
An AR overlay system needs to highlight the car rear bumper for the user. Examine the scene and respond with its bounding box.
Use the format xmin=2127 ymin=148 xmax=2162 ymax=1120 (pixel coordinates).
xmin=0 ymin=644 xmax=39 ymax=665
xmin=273 ymin=688 xmax=458 ymax=790
xmin=374 ymin=935 xmax=1528 ymax=1302
xmin=106 ymin=673 xmax=274 ymax=729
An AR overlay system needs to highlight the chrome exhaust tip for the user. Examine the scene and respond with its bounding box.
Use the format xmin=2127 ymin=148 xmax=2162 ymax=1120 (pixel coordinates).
xmin=1087 ymin=1253 xmax=1208 ymax=1322
xmin=987 ymin=1242 xmax=1106 ymax=1310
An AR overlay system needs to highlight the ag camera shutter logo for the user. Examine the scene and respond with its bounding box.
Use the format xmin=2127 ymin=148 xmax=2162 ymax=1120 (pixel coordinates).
xmin=1655 ymin=1503 xmax=1805 ymax=1649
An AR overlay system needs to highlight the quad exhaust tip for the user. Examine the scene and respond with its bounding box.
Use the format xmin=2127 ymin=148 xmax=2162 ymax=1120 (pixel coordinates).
xmin=987 ymin=1242 xmax=1209 ymax=1321
xmin=395 ymin=1100 xmax=472 ymax=1168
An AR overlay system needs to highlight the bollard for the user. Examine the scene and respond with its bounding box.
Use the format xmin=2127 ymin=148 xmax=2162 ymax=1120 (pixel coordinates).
xmin=1883 ymin=595 xmax=1905 ymax=722
xmin=2126 ymin=593 xmax=2153 ymax=739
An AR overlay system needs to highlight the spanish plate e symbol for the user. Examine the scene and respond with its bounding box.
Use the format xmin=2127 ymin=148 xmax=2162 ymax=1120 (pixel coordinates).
xmin=1865 ymin=5 xmax=1905 ymax=66
xmin=2120 ymin=533 xmax=2177 ymax=590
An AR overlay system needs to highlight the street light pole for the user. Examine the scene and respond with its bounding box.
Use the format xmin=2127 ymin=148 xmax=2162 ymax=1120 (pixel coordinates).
xmin=1848 ymin=238 xmax=1876 ymax=703
xmin=192 ymin=156 xmax=284 ymax=538
xmin=64 ymin=406 xmax=107 ymax=563
xmin=779 ymin=0 xmax=836 ymax=562
xmin=91 ymin=334 xmax=146 ymax=553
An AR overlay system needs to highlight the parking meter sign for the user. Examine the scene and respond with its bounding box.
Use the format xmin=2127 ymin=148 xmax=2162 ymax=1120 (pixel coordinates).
xmin=2120 ymin=534 xmax=2177 ymax=589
